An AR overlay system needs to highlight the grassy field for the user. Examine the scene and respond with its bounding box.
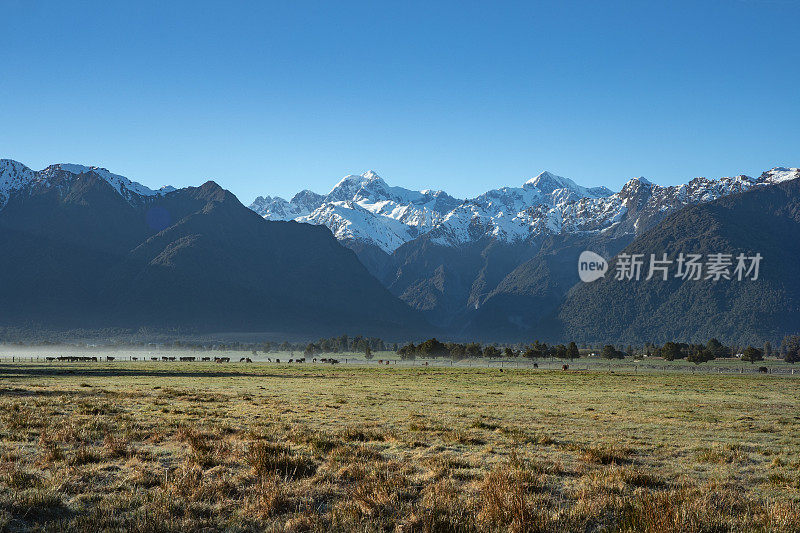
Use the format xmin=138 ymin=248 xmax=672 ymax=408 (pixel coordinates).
xmin=0 ymin=361 xmax=798 ymax=532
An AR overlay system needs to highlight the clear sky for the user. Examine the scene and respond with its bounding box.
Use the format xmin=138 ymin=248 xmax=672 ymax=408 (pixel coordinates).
xmin=1 ymin=1 xmax=798 ymax=202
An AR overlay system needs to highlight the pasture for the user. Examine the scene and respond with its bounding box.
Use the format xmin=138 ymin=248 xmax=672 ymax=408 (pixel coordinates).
xmin=0 ymin=359 xmax=798 ymax=531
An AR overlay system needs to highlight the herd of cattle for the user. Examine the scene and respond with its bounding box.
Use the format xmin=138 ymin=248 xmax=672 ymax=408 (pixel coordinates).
xmin=44 ymin=355 xmax=342 ymax=364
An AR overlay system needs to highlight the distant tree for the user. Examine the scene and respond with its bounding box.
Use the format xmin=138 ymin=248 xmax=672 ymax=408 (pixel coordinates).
xmin=567 ymin=342 xmax=580 ymax=360
xmin=418 ymin=338 xmax=449 ymax=358
xmin=523 ymin=346 xmax=540 ymax=359
xmin=706 ymin=338 xmax=731 ymax=359
xmin=553 ymin=344 xmax=568 ymax=360
xmin=781 ymin=335 xmax=800 ymax=363
xmin=465 ymin=343 xmax=483 ymax=358
xmin=660 ymin=342 xmax=683 ymax=361
xmin=364 ymin=345 xmax=373 ymax=359
xmin=483 ymin=345 xmax=501 ymax=358
xmin=601 ymin=345 xmax=625 ymax=359
xmin=504 ymin=347 xmax=518 ymax=358
xmin=687 ymin=349 xmax=715 ymax=365
xmin=741 ymin=346 xmax=763 ymax=363
xmin=763 ymin=341 xmax=772 ymax=358
xmin=448 ymin=343 xmax=467 ymax=359
xmin=524 ymin=341 xmax=548 ymax=359
xmin=397 ymin=343 xmax=417 ymax=360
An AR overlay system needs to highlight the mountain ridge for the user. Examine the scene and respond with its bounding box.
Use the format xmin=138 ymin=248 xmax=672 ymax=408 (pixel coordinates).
xmin=2 ymin=157 xmax=799 ymax=342
xmin=249 ymin=167 xmax=799 ymax=253
xmin=0 ymin=160 xmax=429 ymax=339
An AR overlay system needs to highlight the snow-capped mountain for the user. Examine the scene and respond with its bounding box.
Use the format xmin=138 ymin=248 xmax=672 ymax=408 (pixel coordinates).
xmin=248 ymin=170 xmax=614 ymax=252
xmin=250 ymin=167 xmax=800 ymax=253
xmin=0 ymin=159 xmax=174 ymax=209
xmin=251 ymin=170 xmax=461 ymax=252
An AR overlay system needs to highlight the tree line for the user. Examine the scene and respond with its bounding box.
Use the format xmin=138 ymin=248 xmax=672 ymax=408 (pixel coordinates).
xmin=654 ymin=336 xmax=800 ymax=364
xmin=394 ymin=335 xmax=800 ymax=364
xmin=396 ymin=339 xmax=581 ymax=361
xmin=302 ymin=335 xmax=386 ymax=357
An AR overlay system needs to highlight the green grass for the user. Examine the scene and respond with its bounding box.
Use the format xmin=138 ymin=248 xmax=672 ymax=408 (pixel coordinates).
xmin=0 ymin=361 xmax=797 ymax=531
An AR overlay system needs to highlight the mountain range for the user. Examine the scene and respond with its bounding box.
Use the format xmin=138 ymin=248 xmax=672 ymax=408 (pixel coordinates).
xmin=0 ymin=160 xmax=427 ymax=339
xmin=2 ymin=157 xmax=799 ymax=344
xmin=559 ymin=177 xmax=800 ymax=345
xmin=250 ymin=166 xmax=799 ymax=342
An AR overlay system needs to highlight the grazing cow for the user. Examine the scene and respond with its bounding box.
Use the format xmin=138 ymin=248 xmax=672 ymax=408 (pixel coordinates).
xmin=132 ymin=357 xmax=138 ymax=361
xmin=106 ymin=356 xmax=115 ymax=362
xmin=288 ymin=359 xmax=294 ymax=363
xmin=533 ymin=363 xmax=538 ymax=369
xmin=246 ymin=358 xmax=253 ymax=363
xmin=201 ymin=357 xmax=210 ymax=361
xmin=378 ymin=360 xmax=383 ymax=364
xmin=385 ymin=361 xmax=389 ymax=365
xmin=162 ymin=356 xmax=169 ymax=361
xmin=313 ymin=358 xmax=317 ymax=363
xmin=267 ymin=358 xmax=272 ymax=362
xmin=151 ymin=357 xmax=158 ymax=362
xmin=240 ymin=357 xmax=246 ymax=362
xmin=424 ymin=362 xmax=429 ymax=366
xmin=46 ymin=356 xmax=55 ymax=361
xmin=275 ymin=358 xmax=280 ymax=363
xmin=758 ymin=366 xmax=768 ymax=373
xmin=562 ymin=364 xmax=569 ymax=371
xmin=91 ymin=357 xmax=98 ymax=362
xmin=180 ymin=357 xmax=196 ymax=362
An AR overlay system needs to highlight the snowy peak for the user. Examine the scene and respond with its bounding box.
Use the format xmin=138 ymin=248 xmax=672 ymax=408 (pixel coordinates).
xmin=327 ymin=171 xmax=385 ymax=202
xmin=523 ymin=171 xmax=580 ymax=194
xmin=619 ymin=176 xmax=654 ymax=195
xmin=0 ymin=159 xmax=36 ymax=207
xmin=46 ymin=163 xmax=166 ymax=199
xmin=0 ymin=159 xmax=174 ymax=209
xmin=762 ymin=167 xmax=800 ymax=184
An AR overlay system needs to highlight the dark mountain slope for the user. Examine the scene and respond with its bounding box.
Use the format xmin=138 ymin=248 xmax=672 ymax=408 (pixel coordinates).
xmin=380 ymin=236 xmax=539 ymax=330
xmin=0 ymin=174 xmax=428 ymax=338
xmin=463 ymin=233 xmax=632 ymax=341
xmin=0 ymin=171 xmax=149 ymax=326
xmin=557 ymin=179 xmax=800 ymax=345
xmin=103 ymin=182 xmax=427 ymax=334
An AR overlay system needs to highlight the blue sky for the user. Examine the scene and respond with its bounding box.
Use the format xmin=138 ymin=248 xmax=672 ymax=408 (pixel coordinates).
xmin=1 ymin=1 xmax=798 ymax=202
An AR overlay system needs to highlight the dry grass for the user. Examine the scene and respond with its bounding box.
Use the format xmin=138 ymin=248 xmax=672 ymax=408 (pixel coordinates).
xmin=0 ymin=361 xmax=797 ymax=531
